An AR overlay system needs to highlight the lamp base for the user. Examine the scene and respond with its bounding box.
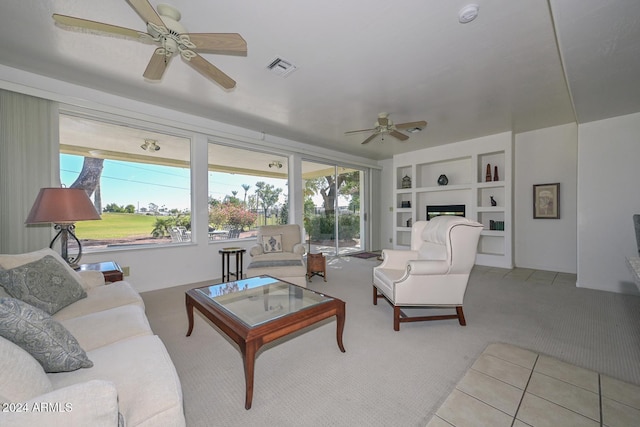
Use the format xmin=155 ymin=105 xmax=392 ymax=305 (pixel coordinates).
xmin=50 ymin=223 xmax=83 ymax=268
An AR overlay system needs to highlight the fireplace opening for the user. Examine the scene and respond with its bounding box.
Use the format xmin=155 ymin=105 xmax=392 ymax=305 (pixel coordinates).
xmin=426 ymin=204 xmax=466 ymax=221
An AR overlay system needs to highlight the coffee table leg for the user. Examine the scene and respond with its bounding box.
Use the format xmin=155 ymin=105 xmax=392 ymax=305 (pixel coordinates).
xmin=186 ymin=297 xmax=195 ymax=337
xmin=242 ymin=340 xmax=259 ymax=409
xmin=336 ymin=303 xmax=346 ymax=353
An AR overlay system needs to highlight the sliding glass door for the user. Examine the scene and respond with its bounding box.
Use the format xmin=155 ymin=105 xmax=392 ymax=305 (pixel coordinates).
xmin=302 ymin=161 xmax=365 ymax=256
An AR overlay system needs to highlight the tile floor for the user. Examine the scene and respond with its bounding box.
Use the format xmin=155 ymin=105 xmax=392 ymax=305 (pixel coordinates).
xmin=427 ymin=342 xmax=640 ymax=427
xmin=471 ymin=265 xmax=578 ymax=287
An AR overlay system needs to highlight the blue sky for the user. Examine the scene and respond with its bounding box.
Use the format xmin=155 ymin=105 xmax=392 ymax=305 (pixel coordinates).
xmin=60 ymin=154 xmax=287 ymax=212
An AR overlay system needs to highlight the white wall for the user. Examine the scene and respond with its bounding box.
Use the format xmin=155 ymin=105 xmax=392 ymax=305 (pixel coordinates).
xmin=577 ymin=112 xmax=640 ymax=295
xmin=378 ymin=158 xmax=394 ymax=250
xmin=514 ymin=124 xmax=578 ymax=273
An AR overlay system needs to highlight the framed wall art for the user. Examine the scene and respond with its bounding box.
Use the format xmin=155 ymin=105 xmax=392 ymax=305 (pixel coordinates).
xmin=533 ymin=183 xmax=560 ymax=219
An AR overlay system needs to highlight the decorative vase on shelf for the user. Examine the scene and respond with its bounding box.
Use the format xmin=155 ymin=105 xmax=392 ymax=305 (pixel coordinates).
xmin=406 ymin=218 xmax=412 ymax=227
xmin=437 ymin=174 xmax=448 ymax=186
xmin=486 ymin=164 xmax=492 ymax=182
xmin=401 ymin=175 xmax=412 ymax=189
xmin=493 ymin=166 xmax=499 ymax=182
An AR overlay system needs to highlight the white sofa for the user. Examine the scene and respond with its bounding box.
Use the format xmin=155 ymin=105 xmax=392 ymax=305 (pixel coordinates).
xmin=246 ymin=224 xmax=307 ymax=287
xmin=0 ymin=248 xmax=185 ymax=427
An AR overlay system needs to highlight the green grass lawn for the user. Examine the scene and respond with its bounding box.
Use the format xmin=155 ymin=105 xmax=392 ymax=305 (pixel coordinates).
xmin=74 ymin=213 xmax=157 ymax=239
xmin=75 ymin=212 xmax=279 ymax=240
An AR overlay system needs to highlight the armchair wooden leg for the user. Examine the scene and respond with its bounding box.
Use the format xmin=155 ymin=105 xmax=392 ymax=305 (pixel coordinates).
xmin=393 ymin=306 xmax=401 ymax=331
xmin=372 ymin=285 xmax=378 ymax=305
xmin=456 ymin=306 xmax=466 ymax=326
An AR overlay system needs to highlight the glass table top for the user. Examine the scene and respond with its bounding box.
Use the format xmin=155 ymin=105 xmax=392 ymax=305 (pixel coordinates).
xmin=195 ymin=276 xmax=333 ymax=327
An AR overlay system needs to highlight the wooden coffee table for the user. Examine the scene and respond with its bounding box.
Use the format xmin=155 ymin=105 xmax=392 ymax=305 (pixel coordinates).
xmin=185 ymin=275 xmax=346 ymax=409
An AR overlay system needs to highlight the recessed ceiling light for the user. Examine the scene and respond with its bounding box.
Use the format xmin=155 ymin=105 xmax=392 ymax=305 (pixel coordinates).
xmin=406 ymin=127 xmax=423 ymax=134
xmin=458 ymin=4 xmax=479 ymax=24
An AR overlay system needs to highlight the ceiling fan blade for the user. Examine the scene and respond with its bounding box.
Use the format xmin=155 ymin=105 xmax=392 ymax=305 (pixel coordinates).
xmin=52 ymin=14 xmax=146 ymax=41
xmin=395 ymin=120 xmax=428 ymax=129
xmin=390 ymin=130 xmax=410 ymax=141
xmin=143 ymin=48 xmax=170 ymax=80
xmin=126 ymin=0 xmax=165 ymax=27
xmin=345 ymin=128 xmax=376 ymax=135
xmin=185 ymin=53 xmax=236 ymax=89
xmin=188 ymin=33 xmax=247 ymax=56
xmin=361 ymin=134 xmax=379 ymax=145
xmin=378 ymin=116 xmax=389 ymax=127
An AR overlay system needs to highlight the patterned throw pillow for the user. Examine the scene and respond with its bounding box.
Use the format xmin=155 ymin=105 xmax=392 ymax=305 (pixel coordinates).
xmin=262 ymin=234 xmax=283 ymax=253
xmin=0 ymin=298 xmax=93 ymax=372
xmin=0 ymin=255 xmax=86 ymax=315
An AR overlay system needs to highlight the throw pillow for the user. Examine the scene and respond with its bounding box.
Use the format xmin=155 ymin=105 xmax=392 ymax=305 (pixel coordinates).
xmin=262 ymin=234 xmax=283 ymax=253
xmin=0 ymin=254 xmax=86 ymax=315
xmin=0 ymin=298 xmax=93 ymax=372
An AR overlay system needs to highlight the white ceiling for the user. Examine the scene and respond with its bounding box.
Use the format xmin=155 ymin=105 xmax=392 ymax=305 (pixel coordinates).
xmin=1 ymin=0 xmax=639 ymax=160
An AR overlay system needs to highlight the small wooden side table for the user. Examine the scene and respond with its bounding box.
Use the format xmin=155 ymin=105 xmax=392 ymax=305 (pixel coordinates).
xmin=219 ymin=247 xmax=246 ymax=282
xmin=78 ymin=261 xmax=124 ymax=283
xmin=306 ymin=252 xmax=327 ymax=282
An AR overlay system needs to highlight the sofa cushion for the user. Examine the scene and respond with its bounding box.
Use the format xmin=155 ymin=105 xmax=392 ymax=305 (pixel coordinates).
xmin=262 ymin=234 xmax=283 ymax=253
xmin=0 ymin=298 xmax=92 ymax=373
xmin=0 ymin=247 xmax=85 ymax=285
xmin=0 ymin=335 xmax=53 ymax=401
xmin=61 ymin=305 xmax=152 ymax=352
xmin=0 ymin=380 xmax=121 ymax=427
xmin=53 ymin=281 xmax=144 ymax=321
xmin=49 ymin=335 xmax=185 ymax=427
xmin=0 ymin=254 xmax=86 ymax=314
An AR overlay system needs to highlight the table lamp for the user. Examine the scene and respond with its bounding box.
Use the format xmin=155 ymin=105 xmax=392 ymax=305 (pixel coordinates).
xmin=25 ymin=187 xmax=101 ymax=268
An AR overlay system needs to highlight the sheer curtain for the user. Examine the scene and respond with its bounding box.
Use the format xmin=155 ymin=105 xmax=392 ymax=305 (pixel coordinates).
xmin=0 ymin=89 xmax=59 ymax=254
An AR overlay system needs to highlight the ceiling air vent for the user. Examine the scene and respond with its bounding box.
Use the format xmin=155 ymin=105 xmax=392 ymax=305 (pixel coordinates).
xmin=266 ymin=57 xmax=298 ymax=77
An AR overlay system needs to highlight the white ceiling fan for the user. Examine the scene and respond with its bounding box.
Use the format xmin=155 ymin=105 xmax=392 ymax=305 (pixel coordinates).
xmin=52 ymin=0 xmax=247 ymax=89
xmin=345 ymin=113 xmax=427 ymax=144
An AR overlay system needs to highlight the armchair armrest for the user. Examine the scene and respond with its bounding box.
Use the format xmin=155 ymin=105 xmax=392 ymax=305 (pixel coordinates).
xmin=407 ymin=260 xmax=450 ymax=275
xmin=292 ymin=243 xmax=306 ymax=256
xmin=378 ymin=249 xmax=418 ymax=270
xmin=249 ymin=245 xmax=264 ymax=257
xmin=0 ymin=380 xmax=120 ymax=427
xmin=76 ymin=270 xmax=106 ymax=290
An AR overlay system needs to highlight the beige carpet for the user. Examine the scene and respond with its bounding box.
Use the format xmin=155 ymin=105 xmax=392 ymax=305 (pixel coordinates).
xmin=141 ymin=257 xmax=640 ymax=427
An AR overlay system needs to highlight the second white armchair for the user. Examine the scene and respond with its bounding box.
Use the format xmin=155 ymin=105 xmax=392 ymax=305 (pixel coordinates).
xmin=373 ymin=216 xmax=483 ymax=330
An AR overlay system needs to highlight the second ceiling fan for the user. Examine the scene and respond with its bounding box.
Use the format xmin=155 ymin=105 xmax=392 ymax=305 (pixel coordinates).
xmin=345 ymin=113 xmax=427 ymax=145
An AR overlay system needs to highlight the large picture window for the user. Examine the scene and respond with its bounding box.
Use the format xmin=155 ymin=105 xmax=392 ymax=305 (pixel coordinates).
xmin=59 ymin=114 xmax=192 ymax=250
xmin=207 ymin=143 xmax=288 ymax=241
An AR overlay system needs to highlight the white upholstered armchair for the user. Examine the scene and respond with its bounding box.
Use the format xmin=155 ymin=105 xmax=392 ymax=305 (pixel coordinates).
xmin=373 ymin=216 xmax=483 ymax=330
xmin=246 ymin=224 xmax=307 ymax=287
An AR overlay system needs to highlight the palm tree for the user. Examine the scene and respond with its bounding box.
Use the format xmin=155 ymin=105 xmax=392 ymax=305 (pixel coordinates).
xmin=241 ymin=184 xmax=251 ymax=207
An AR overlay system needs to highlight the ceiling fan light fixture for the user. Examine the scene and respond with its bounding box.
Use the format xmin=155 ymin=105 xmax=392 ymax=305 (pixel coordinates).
xmin=458 ymin=4 xmax=479 ymax=24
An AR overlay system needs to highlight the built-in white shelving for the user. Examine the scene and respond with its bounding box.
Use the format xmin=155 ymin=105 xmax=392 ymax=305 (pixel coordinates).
xmin=392 ymin=133 xmax=513 ymax=268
